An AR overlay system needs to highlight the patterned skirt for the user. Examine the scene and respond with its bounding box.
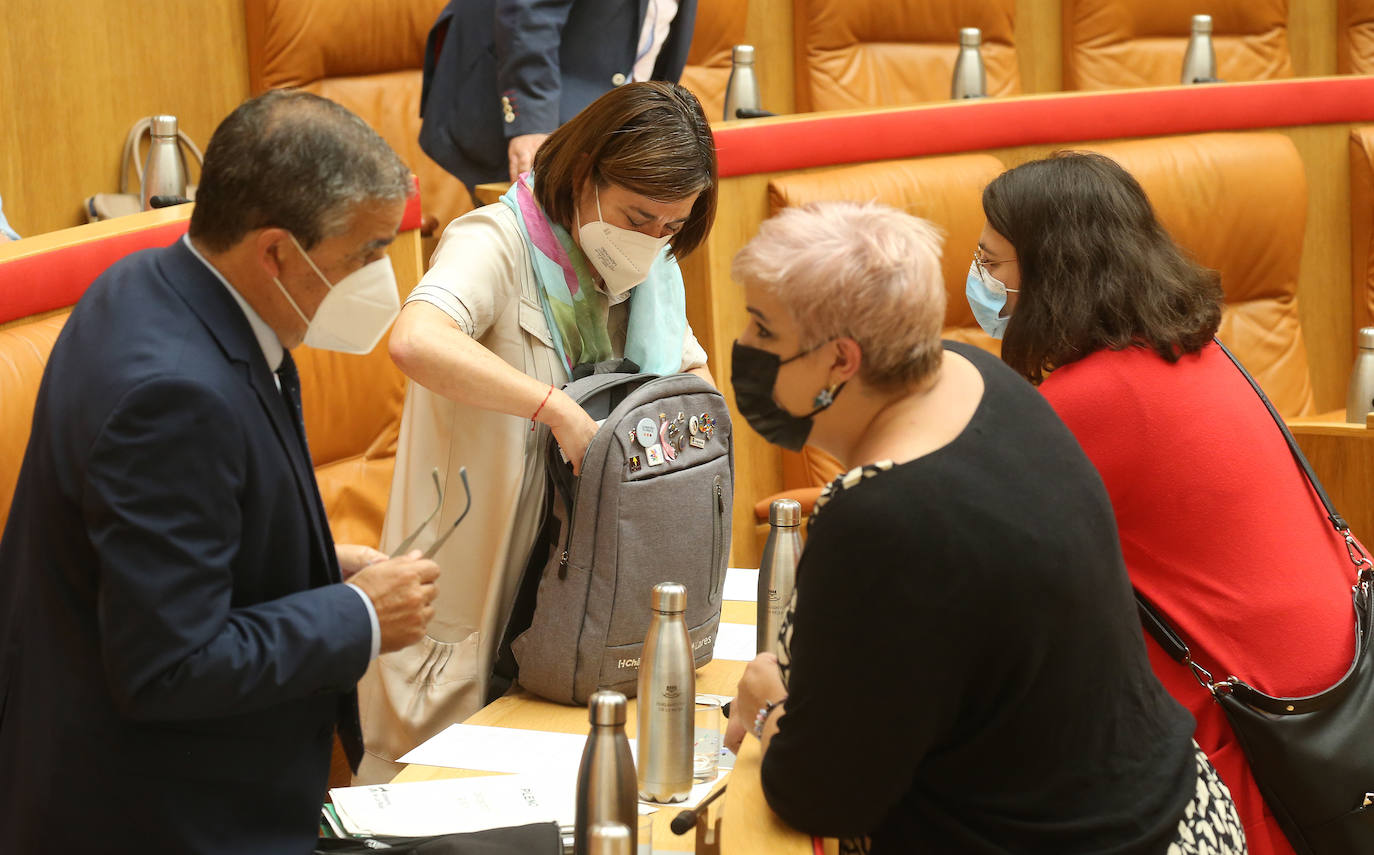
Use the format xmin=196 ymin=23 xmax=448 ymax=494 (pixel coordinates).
xmin=1168 ymin=742 xmax=1248 ymax=854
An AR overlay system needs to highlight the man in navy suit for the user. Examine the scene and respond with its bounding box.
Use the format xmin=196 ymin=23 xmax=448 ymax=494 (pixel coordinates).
xmin=419 ymin=0 xmax=700 ymax=197
xmin=0 ymin=90 xmax=440 ymax=854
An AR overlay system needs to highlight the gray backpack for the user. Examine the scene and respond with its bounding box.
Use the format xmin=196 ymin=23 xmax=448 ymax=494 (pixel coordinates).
xmin=508 ymin=372 xmax=733 ymax=705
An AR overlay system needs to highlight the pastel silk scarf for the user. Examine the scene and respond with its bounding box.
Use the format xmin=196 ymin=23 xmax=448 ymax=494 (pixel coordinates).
xmin=500 ymin=175 xmax=687 ymax=376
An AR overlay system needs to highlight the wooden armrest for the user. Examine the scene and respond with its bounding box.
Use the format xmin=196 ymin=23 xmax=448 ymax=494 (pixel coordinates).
xmin=1287 ymin=413 xmax=1374 ymax=542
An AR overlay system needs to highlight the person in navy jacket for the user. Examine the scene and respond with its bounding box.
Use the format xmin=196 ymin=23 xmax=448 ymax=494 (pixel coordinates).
xmin=0 ymin=90 xmax=439 ymax=855
xmin=419 ymin=0 xmax=699 ymax=198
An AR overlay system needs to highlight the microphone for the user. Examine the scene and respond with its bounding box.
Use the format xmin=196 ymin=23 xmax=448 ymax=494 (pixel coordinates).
xmin=669 ymin=784 xmax=727 ymax=835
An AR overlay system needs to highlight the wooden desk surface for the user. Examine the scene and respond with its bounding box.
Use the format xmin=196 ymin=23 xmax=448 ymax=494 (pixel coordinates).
xmin=392 ymin=599 xmax=759 ymax=852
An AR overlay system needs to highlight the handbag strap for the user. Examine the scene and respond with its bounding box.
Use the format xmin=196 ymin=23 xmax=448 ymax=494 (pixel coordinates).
xmin=1215 ymin=339 xmax=1346 ymax=531
xmin=1134 ymin=338 xmax=1374 ymax=687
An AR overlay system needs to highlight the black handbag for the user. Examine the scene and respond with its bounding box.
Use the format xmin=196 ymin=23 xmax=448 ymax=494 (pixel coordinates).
xmin=1135 ymin=340 xmax=1374 ymax=855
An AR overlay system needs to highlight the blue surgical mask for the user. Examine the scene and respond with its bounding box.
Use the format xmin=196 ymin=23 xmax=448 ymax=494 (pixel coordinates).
xmin=965 ymin=260 xmax=1016 ymax=340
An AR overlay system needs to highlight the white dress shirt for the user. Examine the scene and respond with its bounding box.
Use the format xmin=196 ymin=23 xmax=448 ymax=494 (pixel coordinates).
xmin=633 ymin=0 xmax=680 ymax=83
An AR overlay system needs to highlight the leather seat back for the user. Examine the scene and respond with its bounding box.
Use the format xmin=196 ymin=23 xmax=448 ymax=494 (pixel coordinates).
xmin=767 ymin=152 xmax=1006 ymax=352
xmin=1340 ymin=0 xmax=1374 ymax=74
xmin=764 ymin=134 xmax=1315 ymax=417
xmin=1063 ymin=0 xmax=1293 ymax=90
xmin=1087 ymin=133 xmax=1314 ymax=416
xmin=794 ymin=0 xmax=1019 ymax=113
xmin=0 ymin=314 xmax=68 ymax=530
xmin=245 ymin=0 xmax=470 ymax=233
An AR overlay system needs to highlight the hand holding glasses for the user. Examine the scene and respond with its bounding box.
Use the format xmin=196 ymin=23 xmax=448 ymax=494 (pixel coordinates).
xmin=390 ymin=466 xmax=473 ymax=559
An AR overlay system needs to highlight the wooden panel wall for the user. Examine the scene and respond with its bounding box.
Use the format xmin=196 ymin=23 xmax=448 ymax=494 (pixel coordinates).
xmin=1017 ymin=0 xmax=1064 ymax=93
xmin=0 ymin=0 xmax=250 ymax=238
xmin=744 ymin=0 xmax=797 ymax=115
xmin=1292 ymin=0 xmax=1341 ymax=77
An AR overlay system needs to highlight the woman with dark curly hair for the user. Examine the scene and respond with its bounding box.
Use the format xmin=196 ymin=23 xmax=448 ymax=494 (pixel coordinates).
xmin=975 ymin=151 xmax=1356 ymax=855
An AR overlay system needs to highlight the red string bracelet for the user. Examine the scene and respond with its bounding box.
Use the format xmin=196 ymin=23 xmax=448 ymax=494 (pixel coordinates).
xmin=530 ymin=383 xmax=554 ymax=431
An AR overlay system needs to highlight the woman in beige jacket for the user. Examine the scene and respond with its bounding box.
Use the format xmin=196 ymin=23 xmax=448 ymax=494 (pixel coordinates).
xmin=355 ymin=82 xmax=719 ymax=783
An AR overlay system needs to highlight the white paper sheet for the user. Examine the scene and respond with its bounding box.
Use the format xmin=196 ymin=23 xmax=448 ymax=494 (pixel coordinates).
xmin=722 ymin=566 xmax=759 ymax=602
xmin=398 ymin=723 xmax=587 ymax=773
xmin=396 ymin=723 xmax=730 ymax=810
xmin=710 ymin=622 xmax=757 ymax=662
xmin=329 ymin=773 xmax=578 ymax=837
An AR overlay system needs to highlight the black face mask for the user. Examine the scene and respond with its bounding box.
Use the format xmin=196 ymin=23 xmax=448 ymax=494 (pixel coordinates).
xmin=730 ymin=340 xmax=844 ymax=452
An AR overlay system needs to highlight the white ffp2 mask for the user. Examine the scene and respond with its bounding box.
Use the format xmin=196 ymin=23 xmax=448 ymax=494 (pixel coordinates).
xmin=274 ymin=233 xmax=400 ymax=355
xmin=577 ymin=185 xmax=672 ymax=296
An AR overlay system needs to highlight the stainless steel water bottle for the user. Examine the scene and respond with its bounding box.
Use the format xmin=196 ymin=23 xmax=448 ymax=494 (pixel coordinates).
xmin=140 ymin=115 xmax=187 ymax=211
xmin=950 ymin=28 xmax=987 ymax=100
xmin=1181 ymin=15 xmax=1217 ymax=84
xmin=636 ymin=582 xmax=694 ymax=803
xmin=1347 ymin=327 xmax=1374 ymax=424
xmin=575 ymin=691 xmax=637 ymax=855
xmin=587 ymin=822 xmax=633 ymax=855
xmin=756 ymin=498 xmax=802 ymax=656
xmin=723 ymin=45 xmax=761 ymax=121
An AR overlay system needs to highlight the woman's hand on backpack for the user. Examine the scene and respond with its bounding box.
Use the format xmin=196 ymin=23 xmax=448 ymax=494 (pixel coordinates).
xmin=544 ymin=390 xmax=599 ymax=475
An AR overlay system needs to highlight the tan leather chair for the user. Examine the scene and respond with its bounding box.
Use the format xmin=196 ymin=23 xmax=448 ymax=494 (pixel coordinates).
xmin=752 ymin=153 xmax=1005 ymax=538
xmin=680 ymin=0 xmax=749 ymax=122
xmin=793 ymin=0 xmax=1020 ymax=113
xmin=1339 ymin=0 xmax=1374 ymax=74
xmin=1063 ymin=0 xmax=1294 ymax=90
xmin=1086 ymin=133 xmax=1314 ymax=416
xmin=768 ymin=153 xmax=1005 ymax=351
xmin=245 ymin=0 xmax=470 ymax=239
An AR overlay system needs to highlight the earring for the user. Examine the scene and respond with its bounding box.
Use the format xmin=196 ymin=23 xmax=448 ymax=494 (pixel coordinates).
xmin=813 ymin=383 xmax=839 ymax=410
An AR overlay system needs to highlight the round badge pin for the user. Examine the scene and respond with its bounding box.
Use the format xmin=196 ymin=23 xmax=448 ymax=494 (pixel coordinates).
xmin=635 ymin=417 xmax=658 ymax=448
xmin=689 ymin=415 xmax=700 ymax=435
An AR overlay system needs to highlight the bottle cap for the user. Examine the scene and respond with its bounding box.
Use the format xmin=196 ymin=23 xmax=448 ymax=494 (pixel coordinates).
xmin=959 ymin=27 xmax=982 ymax=47
xmin=1359 ymin=327 xmax=1374 ymax=350
xmin=150 ymin=115 xmax=179 ymax=138
xmin=588 ymin=690 xmax=627 ymax=726
xmin=651 ymin=581 xmax=687 ymax=613
xmin=731 ymin=44 xmax=755 ymax=64
xmin=769 ymin=498 xmax=802 ymax=527
xmin=1191 ymin=14 xmax=1213 ymax=34
xmin=588 ymin=822 xmax=633 ymax=855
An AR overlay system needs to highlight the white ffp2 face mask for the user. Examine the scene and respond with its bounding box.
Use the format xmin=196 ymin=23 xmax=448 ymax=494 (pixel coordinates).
xmin=274 ymin=233 xmax=400 ymax=355
xmin=577 ymin=185 xmax=672 ymax=296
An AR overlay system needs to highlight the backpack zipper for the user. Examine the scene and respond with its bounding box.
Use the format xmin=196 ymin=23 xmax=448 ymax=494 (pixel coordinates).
xmin=709 ymin=475 xmax=725 ymax=600
xmin=558 ymin=487 xmax=577 ymax=580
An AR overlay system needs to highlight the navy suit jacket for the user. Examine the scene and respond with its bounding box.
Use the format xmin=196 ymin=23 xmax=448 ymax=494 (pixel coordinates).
xmin=0 ymin=240 xmax=372 ymax=854
xmin=419 ymin=0 xmax=699 ymax=190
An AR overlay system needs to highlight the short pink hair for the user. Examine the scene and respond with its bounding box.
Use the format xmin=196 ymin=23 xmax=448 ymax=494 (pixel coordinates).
xmin=732 ymin=200 xmax=946 ymax=389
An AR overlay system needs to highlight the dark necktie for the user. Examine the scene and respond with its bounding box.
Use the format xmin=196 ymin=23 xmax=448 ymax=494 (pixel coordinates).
xmin=276 ymin=350 xmax=365 ymax=772
xmin=275 ymin=350 xmax=310 ymax=456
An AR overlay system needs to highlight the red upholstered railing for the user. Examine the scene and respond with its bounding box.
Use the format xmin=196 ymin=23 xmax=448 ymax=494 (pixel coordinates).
xmin=0 ymin=219 xmax=190 ymax=325
xmin=0 ymin=177 xmax=423 ymax=326
xmin=713 ymin=76 xmax=1374 ymax=178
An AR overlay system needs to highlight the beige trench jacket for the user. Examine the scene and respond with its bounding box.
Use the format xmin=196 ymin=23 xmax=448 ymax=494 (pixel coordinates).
xmin=355 ymin=204 xmax=705 ymax=782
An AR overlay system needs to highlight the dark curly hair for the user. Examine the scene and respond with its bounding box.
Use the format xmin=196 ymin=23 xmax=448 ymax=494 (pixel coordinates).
xmin=983 ymin=152 xmax=1223 ymax=384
